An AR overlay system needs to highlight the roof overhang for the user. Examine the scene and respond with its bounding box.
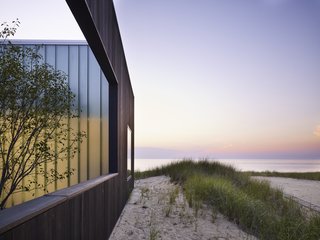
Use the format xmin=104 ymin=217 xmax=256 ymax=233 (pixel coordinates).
xmin=66 ymin=0 xmax=118 ymax=85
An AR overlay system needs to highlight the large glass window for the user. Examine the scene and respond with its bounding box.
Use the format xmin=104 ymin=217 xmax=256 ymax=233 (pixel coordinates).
xmin=6 ymin=42 xmax=109 ymax=207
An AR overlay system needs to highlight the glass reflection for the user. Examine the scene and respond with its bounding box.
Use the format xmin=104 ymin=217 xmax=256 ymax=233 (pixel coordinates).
xmin=5 ymin=42 xmax=109 ymax=208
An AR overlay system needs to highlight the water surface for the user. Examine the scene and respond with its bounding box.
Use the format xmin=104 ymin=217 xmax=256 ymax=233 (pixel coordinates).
xmin=135 ymin=159 xmax=320 ymax=172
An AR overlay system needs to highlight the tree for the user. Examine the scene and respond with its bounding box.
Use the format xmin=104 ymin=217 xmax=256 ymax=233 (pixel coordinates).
xmin=0 ymin=20 xmax=85 ymax=209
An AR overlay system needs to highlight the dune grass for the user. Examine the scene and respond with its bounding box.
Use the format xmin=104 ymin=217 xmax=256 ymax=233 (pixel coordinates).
xmin=247 ymin=171 xmax=320 ymax=181
xmin=135 ymin=160 xmax=320 ymax=240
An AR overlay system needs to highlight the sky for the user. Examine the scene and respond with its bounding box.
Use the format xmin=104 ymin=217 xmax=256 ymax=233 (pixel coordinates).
xmin=1 ymin=0 xmax=320 ymax=159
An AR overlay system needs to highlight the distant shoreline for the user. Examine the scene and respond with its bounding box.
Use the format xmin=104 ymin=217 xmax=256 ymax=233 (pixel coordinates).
xmin=134 ymin=158 xmax=320 ymax=172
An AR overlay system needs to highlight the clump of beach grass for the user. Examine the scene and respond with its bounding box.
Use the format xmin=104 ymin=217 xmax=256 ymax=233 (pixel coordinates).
xmin=164 ymin=186 xmax=179 ymax=217
xmin=149 ymin=210 xmax=160 ymax=240
xmin=136 ymin=159 xmax=320 ymax=240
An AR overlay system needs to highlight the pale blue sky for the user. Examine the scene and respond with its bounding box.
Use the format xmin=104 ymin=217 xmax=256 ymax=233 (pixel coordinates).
xmin=114 ymin=0 xmax=320 ymax=159
xmin=1 ymin=0 xmax=320 ymax=159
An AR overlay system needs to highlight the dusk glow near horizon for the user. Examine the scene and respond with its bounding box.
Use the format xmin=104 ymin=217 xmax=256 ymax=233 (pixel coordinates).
xmin=1 ymin=0 xmax=320 ymax=159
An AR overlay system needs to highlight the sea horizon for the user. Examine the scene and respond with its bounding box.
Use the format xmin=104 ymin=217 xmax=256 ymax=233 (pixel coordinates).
xmin=134 ymin=158 xmax=320 ymax=172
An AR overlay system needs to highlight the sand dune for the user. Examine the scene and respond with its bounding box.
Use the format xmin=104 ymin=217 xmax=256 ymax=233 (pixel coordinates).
xmin=109 ymin=176 xmax=256 ymax=240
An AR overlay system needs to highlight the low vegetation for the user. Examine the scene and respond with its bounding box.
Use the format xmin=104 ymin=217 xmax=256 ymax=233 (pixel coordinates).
xmin=135 ymin=160 xmax=320 ymax=240
xmin=247 ymin=171 xmax=320 ymax=181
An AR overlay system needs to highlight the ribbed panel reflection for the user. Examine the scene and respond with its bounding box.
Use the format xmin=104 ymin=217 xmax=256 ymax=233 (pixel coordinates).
xmin=8 ymin=43 xmax=109 ymax=207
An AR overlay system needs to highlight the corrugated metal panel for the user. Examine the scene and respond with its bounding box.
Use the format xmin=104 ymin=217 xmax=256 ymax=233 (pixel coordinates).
xmin=3 ymin=42 xmax=109 ymax=208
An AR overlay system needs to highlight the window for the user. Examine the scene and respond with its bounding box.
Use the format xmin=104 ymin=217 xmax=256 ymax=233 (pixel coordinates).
xmin=127 ymin=126 xmax=132 ymax=178
xmin=6 ymin=42 xmax=110 ymax=207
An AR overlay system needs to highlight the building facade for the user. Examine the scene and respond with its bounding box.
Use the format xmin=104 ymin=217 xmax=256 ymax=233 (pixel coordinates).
xmin=0 ymin=0 xmax=134 ymax=239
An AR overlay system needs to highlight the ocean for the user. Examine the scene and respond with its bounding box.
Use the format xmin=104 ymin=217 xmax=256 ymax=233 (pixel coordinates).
xmin=134 ymin=158 xmax=320 ymax=172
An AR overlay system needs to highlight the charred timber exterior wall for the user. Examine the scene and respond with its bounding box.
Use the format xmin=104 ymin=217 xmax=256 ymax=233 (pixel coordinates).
xmin=0 ymin=174 xmax=121 ymax=240
xmin=0 ymin=0 xmax=134 ymax=239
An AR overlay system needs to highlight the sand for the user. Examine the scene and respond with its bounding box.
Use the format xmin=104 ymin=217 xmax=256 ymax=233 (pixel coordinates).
xmin=110 ymin=176 xmax=320 ymax=239
xmin=109 ymin=176 xmax=256 ymax=240
xmin=253 ymin=176 xmax=320 ymax=212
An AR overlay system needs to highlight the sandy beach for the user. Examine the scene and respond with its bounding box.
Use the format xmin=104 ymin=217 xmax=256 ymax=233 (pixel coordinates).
xmin=109 ymin=175 xmax=320 ymax=239
xmin=109 ymin=176 xmax=256 ymax=240
xmin=253 ymin=176 xmax=320 ymax=212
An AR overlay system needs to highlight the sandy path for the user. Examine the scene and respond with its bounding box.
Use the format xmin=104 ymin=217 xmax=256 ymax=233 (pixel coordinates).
xmin=109 ymin=176 xmax=256 ymax=240
xmin=253 ymin=176 xmax=320 ymax=212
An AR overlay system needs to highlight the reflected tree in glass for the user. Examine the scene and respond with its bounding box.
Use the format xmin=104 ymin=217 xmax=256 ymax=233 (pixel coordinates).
xmin=0 ymin=21 xmax=85 ymax=210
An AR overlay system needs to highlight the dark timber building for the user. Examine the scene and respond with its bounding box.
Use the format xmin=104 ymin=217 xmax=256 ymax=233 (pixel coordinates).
xmin=0 ymin=0 xmax=134 ymax=239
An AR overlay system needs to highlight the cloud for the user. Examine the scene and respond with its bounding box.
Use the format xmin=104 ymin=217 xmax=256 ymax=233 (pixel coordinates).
xmin=314 ymin=125 xmax=320 ymax=138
